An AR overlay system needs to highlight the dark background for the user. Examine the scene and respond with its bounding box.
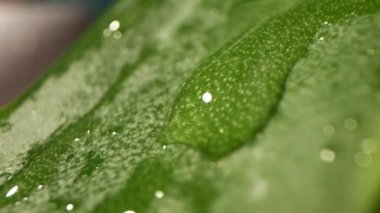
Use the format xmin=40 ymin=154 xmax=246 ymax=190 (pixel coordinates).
xmin=0 ymin=0 xmax=113 ymax=106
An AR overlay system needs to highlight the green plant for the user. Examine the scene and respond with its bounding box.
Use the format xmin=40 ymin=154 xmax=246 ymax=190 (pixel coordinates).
xmin=1 ymin=0 xmax=380 ymax=212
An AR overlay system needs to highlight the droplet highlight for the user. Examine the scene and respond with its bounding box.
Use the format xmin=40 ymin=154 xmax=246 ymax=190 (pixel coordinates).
xmin=155 ymin=190 xmax=164 ymax=199
xmin=6 ymin=185 xmax=19 ymax=197
xmin=109 ymin=20 xmax=121 ymax=32
xmin=320 ymin=149 xmax=336 ymax=163
xmin=201 ymin=92 xmax=213 ymax=103
xmin=66 ymin=203 xmax=74 ymax=211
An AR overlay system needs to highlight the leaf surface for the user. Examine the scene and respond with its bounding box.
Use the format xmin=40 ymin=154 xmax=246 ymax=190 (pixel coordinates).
xmin=1 ymin=0 xmax=380 ymax=212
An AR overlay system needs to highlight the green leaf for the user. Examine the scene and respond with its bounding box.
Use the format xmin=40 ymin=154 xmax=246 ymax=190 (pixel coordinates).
xmin=1 ymin=0 xmax=380 ymax=212
xmin=163 ymin=0 xmax=380 ymax=158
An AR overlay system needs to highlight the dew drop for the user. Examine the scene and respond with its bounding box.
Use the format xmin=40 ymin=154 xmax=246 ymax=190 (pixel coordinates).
xmin=37 ymin=185 xmax=44 ymax=190
xmin=109 ymin=20 xmax=120 ymax=31
xmin=124 ymin=210 xmax=136 ymax=213
xmin=162 ymin=145 xmax=167 ymax=150
xmin=320 ymin=149 xmax=336 ymax=163
xmin=201 ymin=92 xmax=213 ymax=103
xmin=66 ymin=203 xmax=74 ymax=211
xmin=354 ymin=152 xmax=373 ymax=168
xmin=6 ymin=185 xmax=19 ymax=197
xmin=111 ymin=131 xmax=118 ymax=136
xmin=155 ymin=190 xmax=164 ymax=199
xmin=0 ymin=172 xmax=12 ymax=184
xmin=343 ymin=118 xmax=358 ymax=130
xmin=74 ymin=138 xmax=80 ymax=142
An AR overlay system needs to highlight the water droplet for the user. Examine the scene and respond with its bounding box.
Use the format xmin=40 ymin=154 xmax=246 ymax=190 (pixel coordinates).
xmin=318 ymin=37 xmax=325 ymax=41
xmin=111 ymin=131 xmax=118 ymax=136
xmin=354 ymin=152 xmax=373 ymax=168
xmin=0 ymin=172 xmax=12 ymax=184
xmin=361 ymin=138 xmax=377 ymax=154
xmin=109 ymin=20 xmax=120 ymax=31
xmin=124 ymin=210 xmax=136 ymax=213
xmin=201 ymin=92 xmax=213 ymax=103
xmin=37 ymin=185 xmax=44 ymax=190
xmin=74 ymin=138 xmax=80 ymax=142
xmin=162 ymin=145 xmax=167 ymax=150
xmin=322 ymin=124 xmax=335 ymax=136
xmin=320 ymin=149 xmax=336 ymax=163
xmin=343 ymin=118 xmax=358 ymax=130
xmin=6 ymin=185 xmax=19 ymax=197
xmin=155 ymin=190 xmax=164 ymax=199
xmin=113 ymin=31 xmax=123 ymax=40
xmin=66 ymin=203 xmax=74 ymax=211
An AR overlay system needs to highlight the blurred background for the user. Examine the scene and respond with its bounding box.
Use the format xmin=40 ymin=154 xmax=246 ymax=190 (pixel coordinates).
xmin=0 ymin=0 xmax=114 ymax=106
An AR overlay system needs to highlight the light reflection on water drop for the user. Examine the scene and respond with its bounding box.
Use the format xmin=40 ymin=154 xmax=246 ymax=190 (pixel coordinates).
xmin=103 ymin=20 xmax=122 ymax=39
xmin=155 ymin=190 xmax=164 ymax=199
xmin=6 ymin=185 xmax=18 ymax=197
xmin=124 ymin=210 xmax=136 ymax=213
xmin=202 ymin=92 xmax=213 ymax=103
xmin=109 ymin=20 xmax=121 ymax=31
xmin=66 ymin=203 xmax=74 ymax=211
xmin=320 ymin=149 xmax=335 ymax=163
xmin=37 ymin=185 xmax=44 ymax=190
xmin=0 ymin=172 xmax=12 ymax=185
xmin=74 ymin=138 xmax=80 ymax=142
